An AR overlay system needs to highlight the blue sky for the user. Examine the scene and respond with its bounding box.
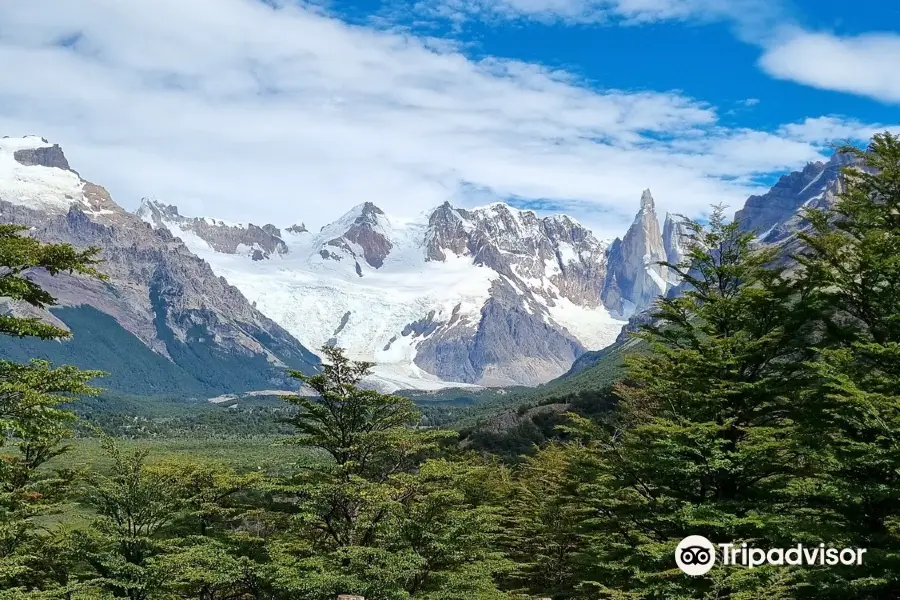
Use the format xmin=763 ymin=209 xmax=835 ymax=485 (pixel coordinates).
xmin=0 ymin=0 xmax=898 ymax=239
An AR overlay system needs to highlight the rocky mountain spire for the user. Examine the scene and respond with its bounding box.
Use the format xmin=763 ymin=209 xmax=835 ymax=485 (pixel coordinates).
xmin=640 ymin=188 xmax=655 ymax=211
xmin=601 ymin=189 xmax=669 ymax=317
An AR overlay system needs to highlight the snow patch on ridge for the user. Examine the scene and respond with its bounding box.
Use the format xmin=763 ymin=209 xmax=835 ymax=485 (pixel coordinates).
xmin=0 ymin=137 xmax=84 ymax=213
xmin=547 ymin=297 xmax=625 ymax=351
xmin=557 ymin=242 xmax=578 ymax=265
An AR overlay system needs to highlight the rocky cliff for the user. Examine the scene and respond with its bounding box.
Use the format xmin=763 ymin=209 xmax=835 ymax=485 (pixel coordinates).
xmin=137 ymin=199 xmax=289 ymax=261
xmin=601 ymin=190 xmax=671 ymax=317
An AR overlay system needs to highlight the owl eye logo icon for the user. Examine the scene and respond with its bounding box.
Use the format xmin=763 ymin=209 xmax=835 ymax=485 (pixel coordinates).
xmin=676 ymin=536 xmax=716 ymax=575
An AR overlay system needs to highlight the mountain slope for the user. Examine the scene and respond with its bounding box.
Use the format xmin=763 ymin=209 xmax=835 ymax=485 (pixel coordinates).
xmin=0 ymin=136 xmax=319 ymax=395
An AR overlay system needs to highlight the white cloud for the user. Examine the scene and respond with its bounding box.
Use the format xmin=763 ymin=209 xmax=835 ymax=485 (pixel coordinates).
xmin=759 ymin=31 xmax=900 ymax=104
xmin=777 ymin=116 xmax=892 ymax=145
xmin=410 ymin=0 xmax=749 ymax=24
xmin=0 ymin=0 xmax=889 ymax=240
xmin=400 ymin=0 xmax=786 ymax=43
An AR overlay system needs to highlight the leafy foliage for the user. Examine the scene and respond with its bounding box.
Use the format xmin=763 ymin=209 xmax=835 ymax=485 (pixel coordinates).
xmin=266 ymin=347 xmax=506 ymax=599
xmin=792 ymin=132 xmax=900 ymax=599
xmin=0 ymin=226 xmax=105 ymax=598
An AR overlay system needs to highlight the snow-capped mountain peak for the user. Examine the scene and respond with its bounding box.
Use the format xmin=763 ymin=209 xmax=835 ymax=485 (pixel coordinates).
xmin=0 ymin=136 xmax=84 ymax=214
xmin=315 ymin=201 xmax=397 ymax=270
xmin=0 ymin=137 xmax=126 ymax=220
xmin=0 ymin=136 xmax=319 ymax=396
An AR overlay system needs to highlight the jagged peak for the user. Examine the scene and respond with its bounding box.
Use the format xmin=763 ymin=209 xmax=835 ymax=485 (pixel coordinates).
xmin=472 ymin=201 xmax=526 ymax=217
xmin=640 ymin=189 xmax=655 ymax=211
xmin=136 ymin=198 xmax=182 ymax=225
xmin=359 ymin=201 xmax=385 ymax=218
xmin=328 ymin=202 xmax=389 ymax=232
xmin=428 ymin=199 xmax=461 ymax=217
xmin=828 ymin=147 xmax=860 ymax=167
xmin=136 ymin=199 xmax=168 ymax=229
xmin=802 ymin=159 xmax=826 ymax=173
xmin=316 ymin=202 xmax=396 ymax=259
xmin=136 ymin=200 xmax=249 ymax=231
xmin=543 ymin=212 xmax=583 ymax=228
xmin=663 ymin=211 xmax=688 ymax=227
xmin=437 ymin=200 xmax=586 ymax=232
xmin=629 ymin=190 xmax=660 ymax=230
xmin=138 ymin=197 xmax=178 ymax=213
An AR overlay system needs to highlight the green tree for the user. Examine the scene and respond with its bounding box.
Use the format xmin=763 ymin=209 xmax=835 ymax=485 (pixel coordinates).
xmin=154 ymin=460 xmax=267 ymax=600
xmin=78 ymin=439 xmax=180 ymax=600
xmin=502 ymin=443 xmax=589 ymax=599
xmin=157 ymin=459 xmax=262 ymax=538
xmin=0 ymin=224 xmax=104 ymax=597
xmin=794 ymin=132 xmax=900 ymax=599
xmin=565 ymin=208 xmax=818 ymax=599
xmin=269 ymin=346 xmax=505 ymax=600
xmin=393 ymin=458 xmax=510 ymax=600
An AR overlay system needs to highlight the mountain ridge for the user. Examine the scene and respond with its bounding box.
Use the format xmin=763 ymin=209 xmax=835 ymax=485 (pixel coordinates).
xmin=0 ymin=136 xmax=319 ymax=396
xmin=141 ymin=196 xmax=632 ymax=389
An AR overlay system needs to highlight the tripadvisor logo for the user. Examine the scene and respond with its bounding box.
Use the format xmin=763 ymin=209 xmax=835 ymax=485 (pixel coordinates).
xmin=676 ymin=536 xmax=716 ymax=576
xmin=675 ymin=536 xmax=867 ymax=576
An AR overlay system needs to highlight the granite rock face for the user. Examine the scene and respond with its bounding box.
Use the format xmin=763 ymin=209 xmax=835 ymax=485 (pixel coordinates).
xmin=601 ymin=190 xmax=670 ymax=317
xmin=662 ymin=212 xmax=693 ymax=285
xmin=411 ymin=278 xmax=585 ymax=386
xmin=426 ymin=202 xmax=609 ymax=306
xmin=13 ymin=142 xmax=72 ymax=171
